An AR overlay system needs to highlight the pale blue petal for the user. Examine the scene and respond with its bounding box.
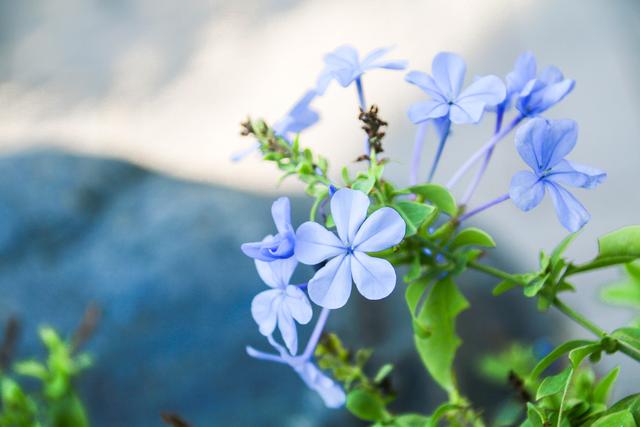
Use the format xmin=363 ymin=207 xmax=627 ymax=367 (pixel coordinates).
xmin=272 ymin=197 xmax=292 ymax=234
xmin=251 ymin=289 xmax=281 ymax=335
xmin=450 ymin=75 xmax=505 ymax=124
xmin=405 ymin=71 xmax=446 ymax=101
xmin=351 ymin=252 xmax=396 ymax=300
xmin=294 ymin=362 xmax=346 ymax=408
xmin=547 ymin=160 xmax=606 ymax=189
xmin=370 ymin=59 xmax=408 ymax=70
xmin=506 ymin=51 xmax=536 ymax=95
xmin=407 ymin=100 xmax=449 ymax=124
xmin=255 ymin=258 xmax=297 ymax=288
xmin=284 ymin=285 xmax=313 ymax=324
xmin=316 ymin=70 xmax=333 ymax=95
xmin=538 ymin=65 xmax=564 ymax=85
xmin=537 ymin=79 xmax=575 ymax=112
xmin=295 ymin=222 xmax=345 ymax=265
xmin=431 ymin=52 xmax=466 ymax=99
xmin=277 ymin=308 xmax=298 ymax=355
xmin=325 ymin=45 xmax=359 ymax=66
xmin=360 ymin=46 xmax=393 ymax=67
xmin=545 ymin=182 xmax=590 ymax=232
xmin=541 ymin=119 xmax=577 ymax=169
xmin=509 ymin=171 xmax=545 ymax=211
xmin=307 ymin=254 xmax=352 ymax=309
xmin=514 ymin=118 xmax=548 ymax=172
xmin=457 ymin=75 xmax=506 ymax=106
xmin=241 ymin=232 xmax=295 ymax=262
xmin=353 ymin=207 xmax=405 ymax=252
xmin=331 ymin=188 xmax=370 ymax=244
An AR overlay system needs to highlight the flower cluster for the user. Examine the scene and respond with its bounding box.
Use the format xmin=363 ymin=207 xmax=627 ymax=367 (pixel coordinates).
xmin=239 ymin=45 xmax=608 ymax=410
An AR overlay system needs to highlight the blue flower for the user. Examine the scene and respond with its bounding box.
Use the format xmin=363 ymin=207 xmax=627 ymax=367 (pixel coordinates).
xmin=241 ymin=197 xmax=296 ymax=262
xmin=272 ymin=90 xmax=320 ymax=142
xmin=405 ymin=52 xmax=506 ymax=125
xmin=251 ymin=257 xmax=312 ymax=355
xmin=295 ymin=188 xmax=405 ymax=309
xmin=246 ymin=343 xmax=346 ymax=408
xmin=508 ymin=52 xmax=575 ymax=116
xmin=316 ymin=45 xmax=407 ymax=95
xmin=509 ymin=118 xmax=606 ymax=232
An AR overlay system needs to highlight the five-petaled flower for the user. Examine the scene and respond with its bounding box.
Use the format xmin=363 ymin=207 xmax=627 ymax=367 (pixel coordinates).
xmin=273 ymin=90 xmax=320 ymax=142
xmin=509 ymin=118 xmax=606 ymax=232
xmin=405 ymin=52 xmax=506 ymax=125
xmin=507 ymin=52 xmax=575 ymax=117
xmin=295 ymin=188 xmax=405 ymax=309
xmin=241 ymin=197 xmax=296 ymax=262
xmin=316 ymin=45 xmax=407 ymax=95
xmin=251 ymin=257 xmax=312 ymax=355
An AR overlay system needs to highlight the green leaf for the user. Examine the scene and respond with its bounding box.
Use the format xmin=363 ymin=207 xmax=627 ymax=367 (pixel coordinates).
xmin=430 ymin=402 xmax=459 ymax=425
xmin=598 ymin=225 xmax=640 ymax=259
xmin=352 ymin=174 xmax=376 ymax=194
xmin=409 ymin=184 xmax=457 ymax=216
xmin=346 ymin=388 xmax=388 ymax=422
xmin=601 ymin=262 xmax=640 ymax=309
xmin=523 ymin=275 xmax=548 ymax=298
xmin=568 ymin=343 xmax=602 ymax=368
xmin=414 ymin=278 xmax=469 ymax=395
xmin=605 ymin=394 xmax=640 ymax=425
xmin=526 ymin=403 xmax=545 ymax=427
xmin=405 ymin=278 xmax=430 ymax=316
xmin=374 ymin=364 xmax=394 ymax=384
xmin=449 ymin=227 xmax=496 ymax=251
xmin=550 ymin=232 xmax=580 ymax=267
xmin=593 ymin=366 xmax=620 ymax=404
xmin=392 ymin=414 xmax=431 ymax=427
xmin=393 ymin=201 xmax=436 ymax=237
xmin=492 ymin=279 xmax=519 ymax=296
xmin=611 ymin=327 xmax=640 ymax=354
xmin=536 ymin=367 xmax=572 ymax=400
xmin=591 ymin=410 xmax=636 ymax=427
xmin=530 ymin=340 xmax=593 ymax=380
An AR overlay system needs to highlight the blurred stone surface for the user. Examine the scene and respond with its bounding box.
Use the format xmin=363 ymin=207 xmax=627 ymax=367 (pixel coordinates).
xmin=0 ymin=149 xmax=546 ymax=426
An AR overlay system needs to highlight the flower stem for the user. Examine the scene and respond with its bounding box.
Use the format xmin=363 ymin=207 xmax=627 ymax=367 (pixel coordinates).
xmin=447 ymin=114 xmax=524 ymax=189
xmin=458 ymin=193 xmax=509 ymax=222
xmin=302 ymin=308 xmax=330 ymax=360
xmin=355 ymin=77 xmax=370 ymax=158
xmin=427 ymin=120 xmax=451 ymax=182
xmin=460 ymin=109 xmax=504 ymax=204
xmin=409 ymin=122 xmax=429 ymax=186
xmin=467 ymin=261 xmax=640 ymax=363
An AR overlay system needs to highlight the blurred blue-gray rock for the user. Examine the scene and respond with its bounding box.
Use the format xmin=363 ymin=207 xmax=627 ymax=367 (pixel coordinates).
xmin=0 ymin=149 xmax=544 ymax=426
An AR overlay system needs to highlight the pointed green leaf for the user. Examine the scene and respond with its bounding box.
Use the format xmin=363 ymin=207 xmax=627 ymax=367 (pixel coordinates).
xmin=601 ymin=262 xmax=640 ymax=309
xmin=346 ymin=388 xmax=388 ymax=422
xmin=526 ymin=403 xmax=545 ymax=427
xmin=414 ymin=278 xmax=469 ymax=395
xmin=611 ymin=327 xmax=640 ymax=354
xmin=536 ymin=367 xmax=572 ymax=400
xmin=393 ymin=201 xmax=436 ymax=237
xmin=493 ymin=279 xmax=519 ymax=296
xmin=568 ymin=343 xmax=602 ymax=368
xmin=591 ymin=410 xmax=636 ymax=427
xmin=593 ymin=366 xmax=620 ymax=404
xmin=409 ymin=184 xmax=457 ymax=216
xmin=405 ymin=278 xmax=430 ymax=316
xmin=550 ymin=232 xmax=580 ymax=267
xmin=530 ymin=340 xmax=593 ymax=380
xmin=352 ymin=174 xmax=376 ymax=194
xmin=598 ymin=226 xmax=640 ymax=259
xmin=450 ymin=227 xmax=496 ymax=251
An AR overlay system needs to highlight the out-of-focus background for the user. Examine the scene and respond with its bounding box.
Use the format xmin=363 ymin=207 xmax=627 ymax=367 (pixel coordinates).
xmin=0 ymin=0 xmax=638 ymax=426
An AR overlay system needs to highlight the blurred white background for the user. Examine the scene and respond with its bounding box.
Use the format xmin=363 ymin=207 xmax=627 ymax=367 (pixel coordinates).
xmin=0 ymin=0 xmax=638 ymax=385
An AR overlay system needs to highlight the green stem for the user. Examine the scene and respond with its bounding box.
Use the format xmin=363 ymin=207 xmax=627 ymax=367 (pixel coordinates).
xmin=551 ymin=298 xmax=606 ymax=338
xmin=468 ymin=261 xmax=640 ymax=363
